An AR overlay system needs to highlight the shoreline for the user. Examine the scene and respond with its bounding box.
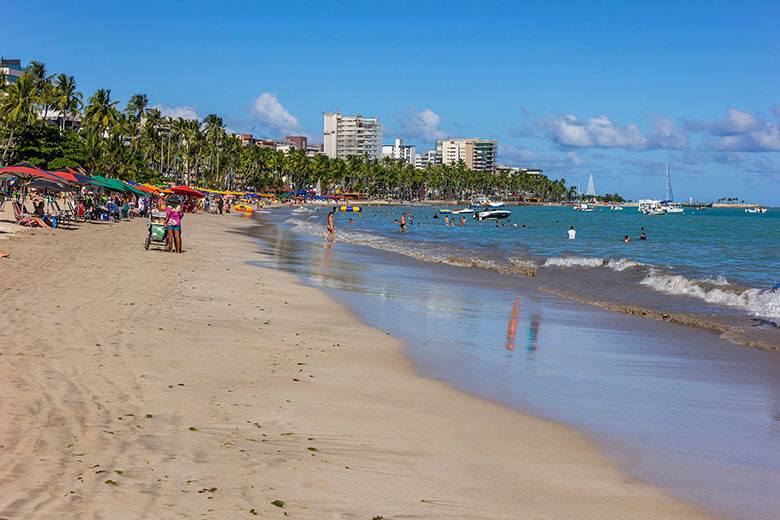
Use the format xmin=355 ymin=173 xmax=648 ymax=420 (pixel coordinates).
xmin=0 ymin=212 xmax=717 ymax=518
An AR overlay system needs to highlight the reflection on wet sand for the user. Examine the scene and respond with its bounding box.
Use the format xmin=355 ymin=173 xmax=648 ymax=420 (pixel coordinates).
xmin=505 ymin=297 xmax=520 ymax=350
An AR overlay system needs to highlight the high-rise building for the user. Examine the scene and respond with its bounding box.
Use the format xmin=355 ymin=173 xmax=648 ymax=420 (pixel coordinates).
xmin=414 ymin=150 xmax=442 ymax=169
xmin=323 ymin=112 xmax=382 ymax=160
xmin=436 ymin=138 xmax=498 ymax=172
xmin=381 ymin=138 xmax=416 ymax=165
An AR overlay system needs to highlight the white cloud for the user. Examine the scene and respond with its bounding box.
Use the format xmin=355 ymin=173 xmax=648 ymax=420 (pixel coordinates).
xmin=687 ymin=108 xmax=764 ymax=135
xmin=498 ymin=144 xmax=586 ymax=170
xmin=151 ymin=104 xmax=200 ymax=120
xmin=399 ymin=106 xmax=450 ymax=143
xmin=249 ymin=92 xmax=301 ymax=136
xmin=546 ymin=114 xmax=648 ymax=149
xmin=689 ymin=108 xmax=780 ymax=152
xmin=647 ymin=114 xmax=688 ymax=149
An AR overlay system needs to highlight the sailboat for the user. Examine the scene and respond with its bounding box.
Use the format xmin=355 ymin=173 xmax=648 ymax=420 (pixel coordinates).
xmin=660 ymin=164 xmax=684 ymax=214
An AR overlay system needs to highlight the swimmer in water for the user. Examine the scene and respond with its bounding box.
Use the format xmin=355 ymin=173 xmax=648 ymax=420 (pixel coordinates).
xmin=772 ymin=282 xmax=780 ymax=293
xmin=623 ymin=235 xmax=630 ymax=242
xmin=640 ymin=232 xmax=646 ymax=240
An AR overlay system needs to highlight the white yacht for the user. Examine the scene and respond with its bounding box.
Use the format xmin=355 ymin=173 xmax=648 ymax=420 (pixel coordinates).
xmin=474 ymin=207 xmax=512 ymax=220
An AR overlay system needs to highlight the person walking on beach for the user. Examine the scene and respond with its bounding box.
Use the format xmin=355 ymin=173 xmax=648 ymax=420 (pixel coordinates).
xmin=165 ymin=196 xmax=184 ymax=253
xmin=324 ymin=208 xmax=335 ymax=243
xmin=568 ymin=226 xmax=576 ymax=239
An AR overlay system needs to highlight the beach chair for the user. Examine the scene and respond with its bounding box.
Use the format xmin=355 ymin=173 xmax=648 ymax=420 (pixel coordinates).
xmin=12 ymin=201 xmax=40 ymax=227
xmin=51 ymin=199 xmax=73 ymax=224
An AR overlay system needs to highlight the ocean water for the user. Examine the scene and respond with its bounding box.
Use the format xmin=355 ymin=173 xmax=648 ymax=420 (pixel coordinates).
xmin=243 ymin=208 xmax=780 ymax=520
xmin=283 ymin=205 xmax=780 ymax=321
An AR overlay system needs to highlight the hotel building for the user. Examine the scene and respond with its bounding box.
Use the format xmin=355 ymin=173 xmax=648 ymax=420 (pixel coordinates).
xmin=436 ymin=138 xmax=498 ymax=172
xmin=323 ymin=112 xmax=382 ymax=160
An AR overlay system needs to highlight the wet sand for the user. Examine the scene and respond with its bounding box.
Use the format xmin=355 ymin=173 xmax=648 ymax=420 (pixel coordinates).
xmin=249 ymin=211 xmax=780 ymax=520
xmin=0 ymin=210 xmax=716 ymax=518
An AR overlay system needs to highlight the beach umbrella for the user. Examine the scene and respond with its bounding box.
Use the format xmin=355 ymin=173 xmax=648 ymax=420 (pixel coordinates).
xmin=51 ymin=167 xmax=94 ymax=185
xmin=167 ymin=185 xmax=205 ymax=198
xmin=0 ymin=162 xmax=65 ymax=182
xmin=28 ymin=178 xmax=71 ymax=192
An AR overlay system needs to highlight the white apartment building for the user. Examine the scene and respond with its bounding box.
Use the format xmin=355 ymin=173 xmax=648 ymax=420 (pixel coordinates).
xmin=381 ymin=138 xmax=416 ymax=165
xmin=323 ymin=112 xmax=382 ymax=160
xmin=436 ymin=138 xmax=498 ymax=172
xmin=414 ymin=150 xmax=442 ymax=169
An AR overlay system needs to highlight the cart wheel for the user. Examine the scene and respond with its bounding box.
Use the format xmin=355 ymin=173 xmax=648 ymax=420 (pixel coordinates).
xmin=144 ymin=235 xmax=151 ymax=250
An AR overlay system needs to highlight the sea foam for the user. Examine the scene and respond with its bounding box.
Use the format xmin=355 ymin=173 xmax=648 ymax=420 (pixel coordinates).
xmin=640 ymin=269 xmax=780 ymax=318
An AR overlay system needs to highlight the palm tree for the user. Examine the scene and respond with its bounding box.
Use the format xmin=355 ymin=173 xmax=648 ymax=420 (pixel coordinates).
xmin=25 ymin=61 xmax=53 ymax=94
xmin=0 ymin=74 xmax=39 ymax=164
xmin=202 ymin=114 xmax=224 ymax=181
xmin=83 ymin=88 xmax=120 ymax=135
xmin=38 ymin=82 xmax=60 ymax=125
xmin=54 ymin=74 xmax=83 ymax=131
xmin=125 ymin=93 xmax=148 ymax=122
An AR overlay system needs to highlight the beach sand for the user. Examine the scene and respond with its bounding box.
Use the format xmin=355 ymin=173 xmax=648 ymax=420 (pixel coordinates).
xmin=0 ymin=211 xmax=718 ymax=519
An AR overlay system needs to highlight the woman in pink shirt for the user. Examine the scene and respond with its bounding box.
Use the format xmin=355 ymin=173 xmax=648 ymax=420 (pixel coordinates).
xmin=165 ymin=197 xmax=184 ymax=253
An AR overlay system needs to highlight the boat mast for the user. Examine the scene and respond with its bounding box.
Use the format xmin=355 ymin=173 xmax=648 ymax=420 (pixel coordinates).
xmin=665 ymin=163 xmax=673 ymax=201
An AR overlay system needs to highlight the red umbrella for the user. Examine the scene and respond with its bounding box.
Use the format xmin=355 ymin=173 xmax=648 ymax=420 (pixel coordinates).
xmin=167 ymin=185 xmax=205 ymax=198
xmin=0 ymin=162 xmax=65 ymax=182
xmin=49 ymin=168 xmax=79 ymax=183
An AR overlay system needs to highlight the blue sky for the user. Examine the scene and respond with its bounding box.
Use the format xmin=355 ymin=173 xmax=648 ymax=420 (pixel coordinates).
xmin=5 ymin=0 xmax=780 ymax=203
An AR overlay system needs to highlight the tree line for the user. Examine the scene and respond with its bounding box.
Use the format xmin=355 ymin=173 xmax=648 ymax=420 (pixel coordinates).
xmin=0 ymin=60 xmax=623 ymax=202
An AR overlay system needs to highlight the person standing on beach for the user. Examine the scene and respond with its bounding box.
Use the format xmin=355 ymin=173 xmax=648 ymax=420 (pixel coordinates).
xmin=568 ymin=226 xmax=576 ymax=239
xmin=324 ymin=208 xmax=335 ymax=243
xmin=165 ymin=196 xmax=183 ymax=253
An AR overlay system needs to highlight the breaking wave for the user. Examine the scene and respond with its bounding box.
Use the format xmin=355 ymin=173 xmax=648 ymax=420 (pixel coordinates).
xmin=543 ymin=256 xmax=646 ymax=272
xmin=640 ymin=269 xmax=780 ymax=318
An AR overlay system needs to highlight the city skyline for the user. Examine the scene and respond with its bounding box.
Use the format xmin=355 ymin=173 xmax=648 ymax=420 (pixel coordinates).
xmin=3 ymin=1 xmax=779 ymax=203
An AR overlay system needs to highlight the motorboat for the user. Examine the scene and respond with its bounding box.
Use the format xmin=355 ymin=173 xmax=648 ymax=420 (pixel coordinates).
xmin=487 ymin=201 xmax=505 ymax=208
xmin=745 ymin=206 xmax=767 ymax=213
xmin=610 ymin=205 xmax=624 ymax=211
xmin=638 ymin=199 xmax=664 ymax=215
xmin=474 ymin=207 xmax=512 ymax=220
xmin=451 ymin=208 xmax=474 ymax=214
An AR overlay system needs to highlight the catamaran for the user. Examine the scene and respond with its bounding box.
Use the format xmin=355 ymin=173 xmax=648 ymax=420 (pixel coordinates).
xmin=659 ymin=164 xmax=684 ymax=214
